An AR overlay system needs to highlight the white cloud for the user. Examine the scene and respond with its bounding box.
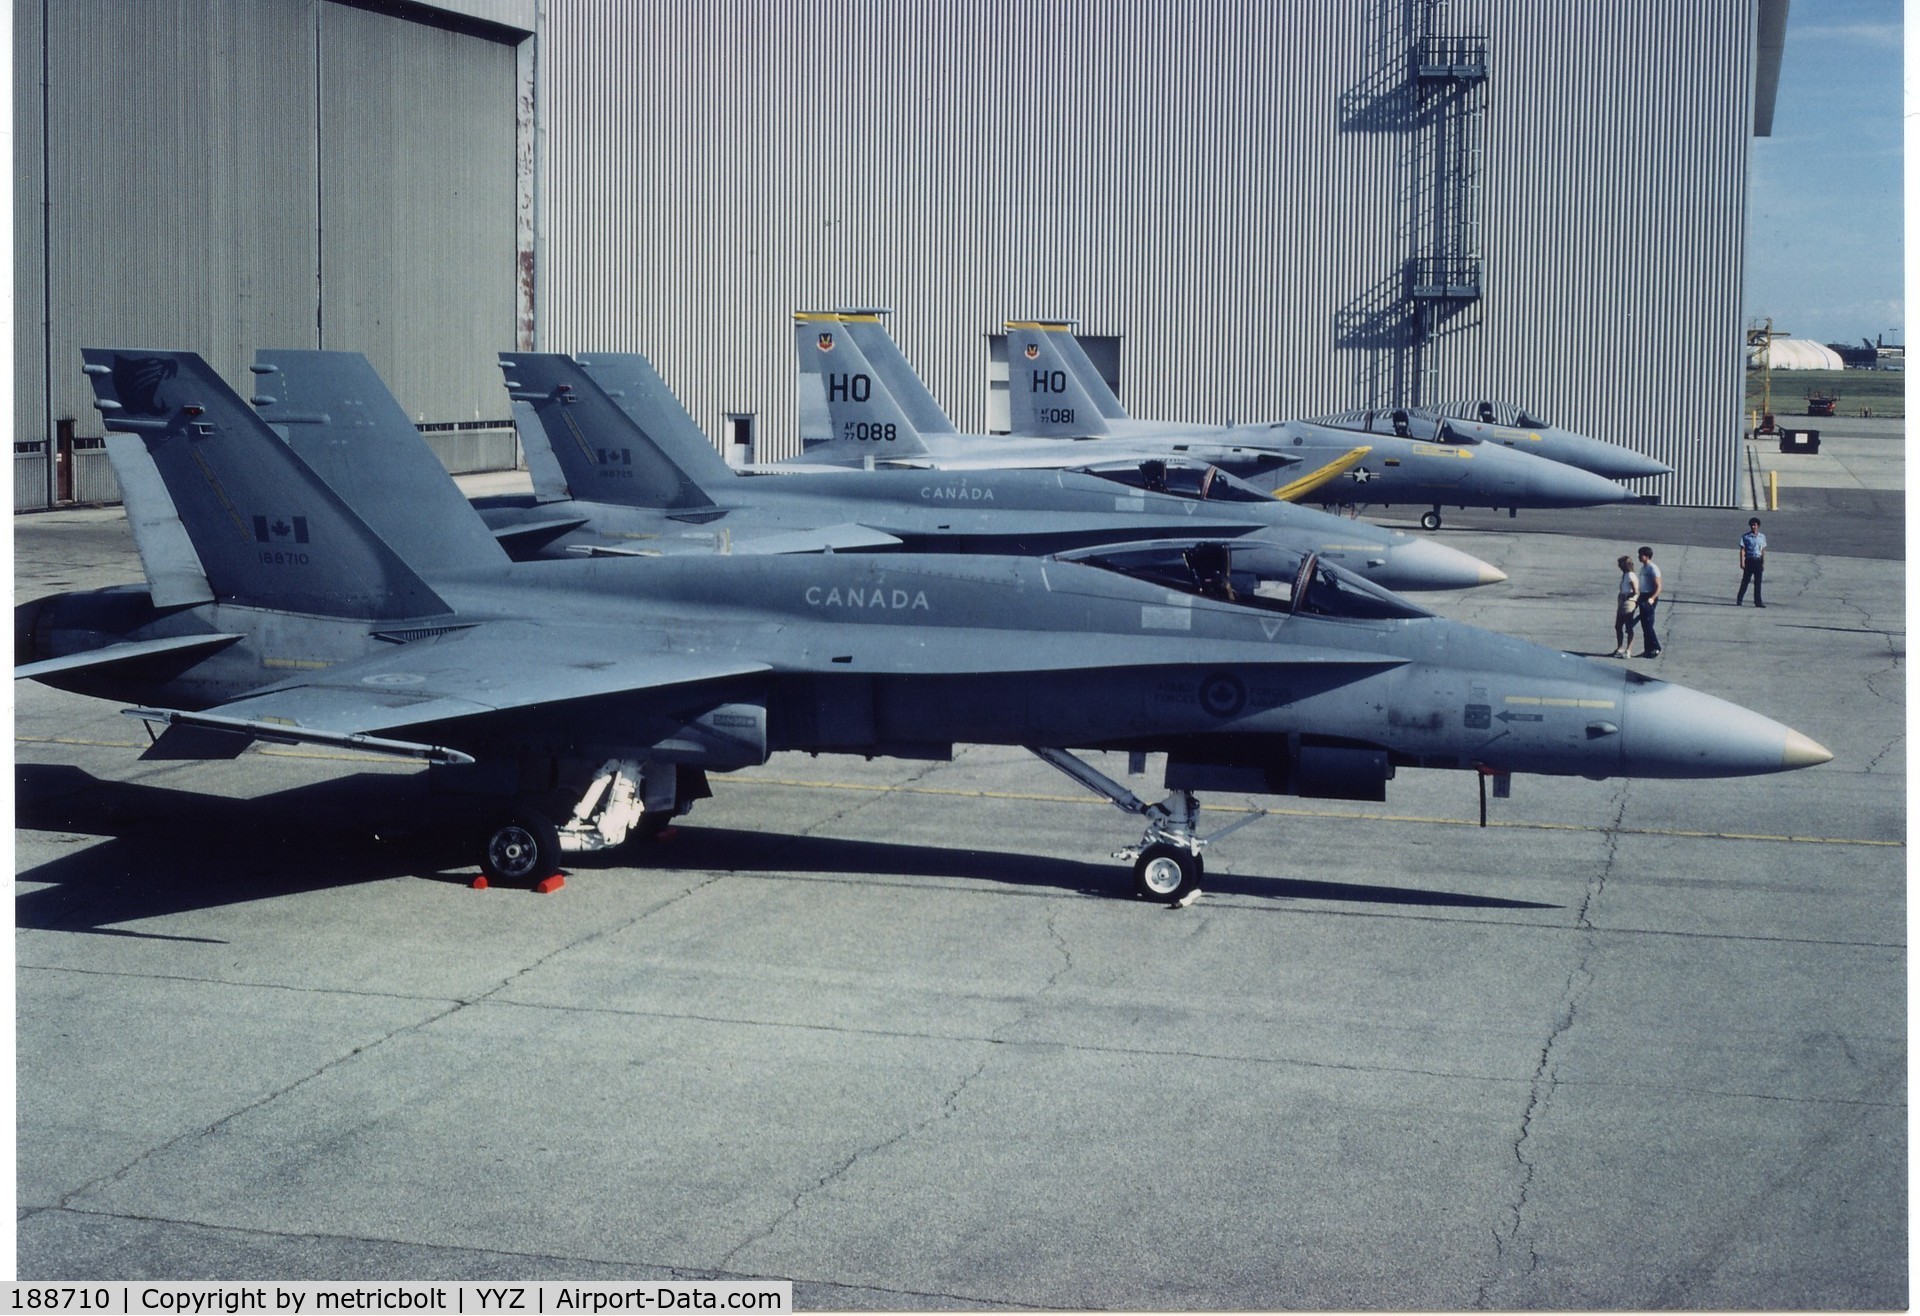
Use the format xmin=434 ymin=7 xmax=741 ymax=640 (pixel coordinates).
xmin=1793 ymin=21 xmax=1903 ymax=46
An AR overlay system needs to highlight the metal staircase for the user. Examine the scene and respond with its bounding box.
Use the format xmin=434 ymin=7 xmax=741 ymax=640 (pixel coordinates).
xmin=1404 ymin=4 xmax=1487 ymax=402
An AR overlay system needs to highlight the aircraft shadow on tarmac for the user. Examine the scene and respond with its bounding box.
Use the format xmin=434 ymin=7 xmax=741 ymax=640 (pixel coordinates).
xmin=15 ymin=765 xmax=1555 ymax=932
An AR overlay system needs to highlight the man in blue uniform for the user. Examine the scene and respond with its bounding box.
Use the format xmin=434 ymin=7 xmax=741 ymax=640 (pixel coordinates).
xmin=1737 ymin=517 xmax=1767 ymax=607
xmin=1637 ymin=545 xmax=1663 ymax=657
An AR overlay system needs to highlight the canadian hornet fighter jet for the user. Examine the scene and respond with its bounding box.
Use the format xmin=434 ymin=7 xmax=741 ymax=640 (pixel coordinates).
xmin=248 ymin=347 xmax=1501 ymax=591
xmin=17 ymin=350 xmax=1829 ymax=904
xmin=474 ymin=349 xmax=1497 ymax=590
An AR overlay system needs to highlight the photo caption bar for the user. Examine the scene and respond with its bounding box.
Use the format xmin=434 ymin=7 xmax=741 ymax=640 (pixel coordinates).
xmin=3 ymin=1285 xmax=792 ymax=1315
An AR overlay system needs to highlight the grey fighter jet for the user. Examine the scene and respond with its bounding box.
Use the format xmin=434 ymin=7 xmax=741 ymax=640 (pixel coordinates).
xmin=998 ymin=319 xmax=1640 ymax=530
xmin=474 ymin=350 xmax=1499 ymax=590
xmin=251 ymin=347 xmax=1500 ymax=590
xmin=789 ymin=312 xmax=1634 ymax=530
xmin=1308 ymin=400 xmax=1674 ymax=483
xmin=791 ymin=310 xmax=1376 ymax=504
xmin=20 ymin=349 xmax=1829 ymax=905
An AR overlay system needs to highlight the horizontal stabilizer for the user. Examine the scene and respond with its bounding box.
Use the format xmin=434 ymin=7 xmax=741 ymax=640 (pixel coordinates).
xmin=15 ymin=632 xmax=243 ymax=682
xmin=488 ymin=514 xmax=592 ymax=550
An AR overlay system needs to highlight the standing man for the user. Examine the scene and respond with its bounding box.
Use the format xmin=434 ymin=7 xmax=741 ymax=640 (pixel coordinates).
xmin=1738 ymin=517 xmax=1767 ymax=607
xmin=1636 ymin=545 xmax=1663 ymax=658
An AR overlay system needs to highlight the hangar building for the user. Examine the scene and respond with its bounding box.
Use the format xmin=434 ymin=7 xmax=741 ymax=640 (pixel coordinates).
xmin=15 ymin=0 xmax=1786 ymax=510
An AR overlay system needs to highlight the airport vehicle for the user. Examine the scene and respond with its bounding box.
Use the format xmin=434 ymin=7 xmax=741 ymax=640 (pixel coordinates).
xmin=17 ymin=350 xmax=1829 ymax=904
xmin=791 ymin=312 xmax=1636 ymax=531
xmin=1307 ymin=398 xmax=1674 ymax=482
xmin=468 ymin=350 xmax=1497 ymax=590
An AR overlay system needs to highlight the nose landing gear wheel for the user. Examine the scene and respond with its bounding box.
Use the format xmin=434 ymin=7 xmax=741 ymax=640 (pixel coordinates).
xmin=1420 ymin=508 xmax=1443 ymax=531
xmin=1133 ymin=843 xmax=1203 ymax=905
xmin=482 ymin=811 xmax=561 ymax=884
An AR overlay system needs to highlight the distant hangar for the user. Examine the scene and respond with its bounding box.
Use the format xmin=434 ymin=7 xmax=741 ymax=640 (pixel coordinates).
xmin=16 ymin=0 xmax=1786 ymax=511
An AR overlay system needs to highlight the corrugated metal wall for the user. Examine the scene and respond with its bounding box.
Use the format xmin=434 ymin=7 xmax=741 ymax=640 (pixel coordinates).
xmin=14 ymin=0 xmax=520 ymax=495
xmin=536 ymin=0 xmax=1756 ymax=505
xmin=319 ymin=2 xmax=518 ymax=423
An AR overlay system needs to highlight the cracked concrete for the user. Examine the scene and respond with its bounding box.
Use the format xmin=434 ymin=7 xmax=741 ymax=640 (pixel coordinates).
xmin=16 ymin=442 xmax=1904 ymax=1301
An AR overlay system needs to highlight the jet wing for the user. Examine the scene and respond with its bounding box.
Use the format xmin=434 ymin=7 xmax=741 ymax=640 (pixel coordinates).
xmin=123 ymin=620 xmax=773 ymax=760
xmin=15 ymin=632 xmax=244 ymax=681
xmin=571 ymin=522 xmax=904 ymax=556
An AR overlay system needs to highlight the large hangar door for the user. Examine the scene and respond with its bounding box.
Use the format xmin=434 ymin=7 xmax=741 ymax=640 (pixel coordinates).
xmin=318 ymin=3 xmax=519 ymax=426
xmin=22 ymin=0 xmax=319 ymax=497
xmin=17 ymin=0 xmax=523 ymax=509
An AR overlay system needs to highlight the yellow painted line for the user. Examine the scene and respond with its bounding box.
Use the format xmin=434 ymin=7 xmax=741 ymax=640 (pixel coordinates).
xmin=1271 ymin=446 xmax=1372 ymax=502
xmin=19 ymin=736 xmax=146 ymax=749
xmin=262 ymin=658 xmax=330 ymax=671
xmin=1004 ymin=319 xmax=1074 ymax=331
xmin=792 ymin=311 xmax=840 ymax=322
xmin=1410 ymin=445 xmax=1473 ymax=459
xmin=712 ymin=776 xmax=1902 ymax=849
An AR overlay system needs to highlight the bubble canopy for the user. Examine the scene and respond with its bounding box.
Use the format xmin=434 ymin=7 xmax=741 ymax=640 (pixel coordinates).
xmin=1057 ymin=539 xmax=1434 ymax=621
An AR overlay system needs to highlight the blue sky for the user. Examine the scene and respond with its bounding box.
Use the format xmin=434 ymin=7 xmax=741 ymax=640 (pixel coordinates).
xmin=1744 ymin=0 xmax=1905 ymax=345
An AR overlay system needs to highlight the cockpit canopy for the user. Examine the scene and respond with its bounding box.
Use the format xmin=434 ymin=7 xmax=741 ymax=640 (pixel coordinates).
xmin=1076 ymin=459 xmax=1275 ymax=504
xmin=1059 ymin=539 xmax=1432 ymax=621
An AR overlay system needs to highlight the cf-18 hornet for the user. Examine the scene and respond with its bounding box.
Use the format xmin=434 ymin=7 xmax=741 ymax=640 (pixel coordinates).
xmin=17 ymin=350 xmax=1828 ymax=905
xmin=469 ymin=349 xmax=1497 ymax=591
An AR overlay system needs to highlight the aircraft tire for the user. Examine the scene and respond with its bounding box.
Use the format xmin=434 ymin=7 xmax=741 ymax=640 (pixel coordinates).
xmin=482 ymin=811 xmax=562 ymax=884
xmin=1421 ymin=509 xmax=1443 ymax=531
xmin=1133 ymin=843 xmax=1202 ymax=904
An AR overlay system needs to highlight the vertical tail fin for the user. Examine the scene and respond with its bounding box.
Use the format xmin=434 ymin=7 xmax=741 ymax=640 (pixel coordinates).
xmin=499 ymin=352 xmax=723 ymax=509
xmin=1009 ymin=318 xmax=1131 ymax=421
xmin=827 ymin=310 xmax=959 ymax=436
xmin=792 ymin=312 xmax=936 ymax=462
xmin=82 ymin=349 xmax=450 ymax=619
xmin=1003 ymin=321 xmax=1116 ymax=438
xmin=250 ymin=350 xmax=510 ymax=575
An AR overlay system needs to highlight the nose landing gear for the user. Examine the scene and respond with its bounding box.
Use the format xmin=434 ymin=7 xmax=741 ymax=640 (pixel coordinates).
xmin=1027 ymin=747 xmax=1262 ymax=907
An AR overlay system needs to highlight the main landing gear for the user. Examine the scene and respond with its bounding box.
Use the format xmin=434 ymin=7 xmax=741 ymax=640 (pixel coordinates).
xmin=1027 ymin=747 xmax=1262 ymax=907
xmin=479 ymin=759 xmax=694 ymax=885
xmin=1420 ymin=506 xmax=1443 ymax=531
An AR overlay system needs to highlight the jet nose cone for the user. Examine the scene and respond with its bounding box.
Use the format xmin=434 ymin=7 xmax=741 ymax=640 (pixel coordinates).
xmin=1383 ymin=536 xmax=1507 ymax=590
xmin=1581 ymin=447 xmax=1674 ymax=481
xmin=1605 ymin=451 xmax=1675 ymax=480
xmin=1623 ymin=680 xmax=1832 ymax=777
xmin=1531 ymin=462 xmax=1635 ymax=508
xmin=1782 ymin=729 xmax=1835 ymax=769
xmin=1542 ymin=429 xmax=1675 ymax=481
